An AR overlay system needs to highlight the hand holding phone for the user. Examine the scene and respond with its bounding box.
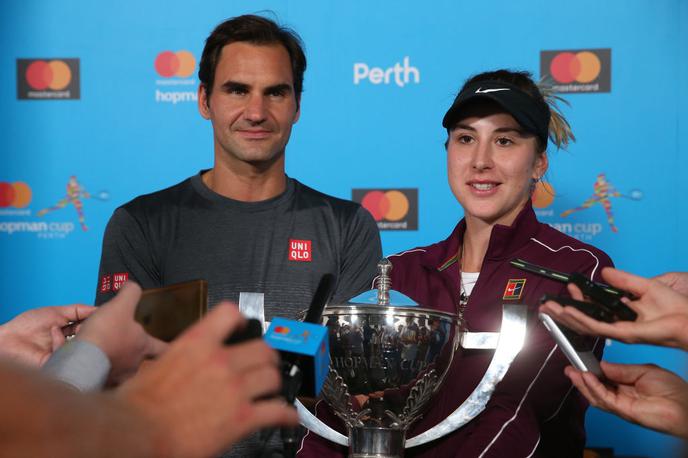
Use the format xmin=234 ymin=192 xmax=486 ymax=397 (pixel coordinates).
xmin=510 ymin=258 xmax=637 ymax=322
xmin=568 ymin=273 xmax=637 ymax=322
xmin=538 ymin=312 xmax=603 ymax=378
xmin=134 ymin=280 xmax=208 ymax=342
xmin=540 ymin=294 xmax=613 ymax=323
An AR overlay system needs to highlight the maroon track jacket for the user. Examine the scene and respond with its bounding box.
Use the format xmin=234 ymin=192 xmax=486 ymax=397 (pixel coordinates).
xmin=299 ymin=203 xmax=613 ymax=457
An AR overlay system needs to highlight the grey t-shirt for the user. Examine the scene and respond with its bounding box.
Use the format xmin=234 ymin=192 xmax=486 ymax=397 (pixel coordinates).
xmin=95 ymin=173 xmax=382 ymax=456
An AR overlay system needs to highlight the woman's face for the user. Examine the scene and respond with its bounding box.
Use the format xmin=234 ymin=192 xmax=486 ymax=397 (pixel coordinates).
xmin=446 ymin=104 xmax=547 ymax=228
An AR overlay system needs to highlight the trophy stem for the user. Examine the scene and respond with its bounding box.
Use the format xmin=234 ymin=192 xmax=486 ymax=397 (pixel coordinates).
xmin=348 ymin=426 xmax=405 ymax=458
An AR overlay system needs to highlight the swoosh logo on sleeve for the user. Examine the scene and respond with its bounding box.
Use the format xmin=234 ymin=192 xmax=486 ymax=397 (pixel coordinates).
xmin=475 ymin=87 xmax=511 ymax=93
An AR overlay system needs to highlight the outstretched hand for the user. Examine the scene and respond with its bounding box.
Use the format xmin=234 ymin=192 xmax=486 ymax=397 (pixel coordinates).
xmin=653 ymin=271 xmax=688 ymax=296
xmin=540 ymin=267 xmax=688 ymax=350
xmin=75 ymin=282 xmax=167 ymax=384
xmin=565 ymin=361 xmax=688 ymax=439
xmin=115 ymin=301 xmax=298 ymax=457
xmin=0 ymin=304 xmax=96 ymax=367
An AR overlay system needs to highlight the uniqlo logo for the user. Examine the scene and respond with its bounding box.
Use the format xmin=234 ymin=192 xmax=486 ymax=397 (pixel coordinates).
xmin=112 ymin=272 xmax=129 ymax=291
xmin=503 ymin=279 xmax=526 ymax=300
xmin=289 ymin=239 xmax=312 ymax=262
xmin=100 ymin=275 xmax=112 ymax=293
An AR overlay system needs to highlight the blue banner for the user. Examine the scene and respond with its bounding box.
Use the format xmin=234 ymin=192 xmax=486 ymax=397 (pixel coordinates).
xmin=1 ymin=1 xmax=686 ymax=456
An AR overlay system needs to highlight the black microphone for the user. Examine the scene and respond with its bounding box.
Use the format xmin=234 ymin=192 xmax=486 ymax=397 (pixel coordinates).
xmin=303 ymin=273 xmax=336 ymax=324
xmin=280 ymin=273 xmax=336 ymax=458
xmin=223 ymin=318 xmax=263 ymax=345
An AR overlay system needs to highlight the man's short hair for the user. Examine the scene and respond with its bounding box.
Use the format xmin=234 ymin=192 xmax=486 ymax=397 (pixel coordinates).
xmin=198 ymin=14 xmax=307 ymax=100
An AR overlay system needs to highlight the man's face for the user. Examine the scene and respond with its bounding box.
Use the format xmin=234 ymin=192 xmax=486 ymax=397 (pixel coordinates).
xmin=198 ymin=42 xmax=300 ymax=169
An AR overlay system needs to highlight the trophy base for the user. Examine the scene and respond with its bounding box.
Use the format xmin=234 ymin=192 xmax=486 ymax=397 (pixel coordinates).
xmin=349 ymin=426 xmax=405 ymax=458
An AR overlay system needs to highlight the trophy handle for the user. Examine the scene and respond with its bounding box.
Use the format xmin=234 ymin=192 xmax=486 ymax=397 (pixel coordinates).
xmin=297 ymin=399 xmax=348 ymax=446
xmin=405 ymin=304 xmax=528 ymax=448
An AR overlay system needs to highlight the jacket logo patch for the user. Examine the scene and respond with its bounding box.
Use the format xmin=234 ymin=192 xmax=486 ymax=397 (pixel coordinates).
xmin=112 ymin=272 xmax=129 ymax=291
xmin=503 ymin=279 xmax=526 ymax=300
xmin=101 ymin=273 xmax=129 ymax=292
xmin=289 ymin=239 xmax=312 ymax=262
xmin=99 ymin=274 xmax=112 ymax=293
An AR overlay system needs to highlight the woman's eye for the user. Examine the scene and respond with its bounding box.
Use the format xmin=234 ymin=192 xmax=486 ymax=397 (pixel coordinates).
xmin=457 ymin=135 xmax=473 ymax=144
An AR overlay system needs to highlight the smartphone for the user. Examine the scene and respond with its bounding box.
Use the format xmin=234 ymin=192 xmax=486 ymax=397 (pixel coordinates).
xmin=568 ymin=273 xmax=637 ymax=322
xmin=510 ymin=257 xmax=632 ymax=299
xmin=540 ymin=293 xmax=614 ymax=323
xmin=539 ymin=312 xmax=603 ymax=378
xmin=134 ymin=279 xmax=208 ymax=342
xmin=512 ymin=258 xmax=637 ymax=322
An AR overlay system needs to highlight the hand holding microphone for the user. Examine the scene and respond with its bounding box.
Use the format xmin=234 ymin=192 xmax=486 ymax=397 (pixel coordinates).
xmin=264 ymin=273 xmax=335 ymax=458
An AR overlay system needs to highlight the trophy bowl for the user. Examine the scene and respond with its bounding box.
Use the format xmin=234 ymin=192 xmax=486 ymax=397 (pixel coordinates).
xmin=320 ymin=304 xmax=463 ymax=458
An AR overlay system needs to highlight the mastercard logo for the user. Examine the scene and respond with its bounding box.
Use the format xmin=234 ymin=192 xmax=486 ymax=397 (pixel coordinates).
xmin=361 ymin=190 xmax=409 ymax=222
xmin=531 ymin=181 xmax=555 ymax=209
xmin=155 ymin=50 xmax=196 ymax=78
xmin=0 ymin=182 xmax=32 ymax=208
xmin=550 ymin=51 xmax=601 ymax=84
xmin=25 ymin=60 xmax=72 ymax=90
xmin=274 ymin=326 xmax=290 ymax=335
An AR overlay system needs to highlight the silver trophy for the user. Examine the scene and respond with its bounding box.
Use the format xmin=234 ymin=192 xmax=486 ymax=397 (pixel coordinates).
xmin=297 ymin=259 xmax=528 ymax=457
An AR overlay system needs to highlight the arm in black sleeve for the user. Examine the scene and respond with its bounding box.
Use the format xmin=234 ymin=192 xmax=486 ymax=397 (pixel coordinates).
xmin=94 ymin=207 xmax=161 ymax=305
xmin=332 ymin=206 xmax=382 ymax=303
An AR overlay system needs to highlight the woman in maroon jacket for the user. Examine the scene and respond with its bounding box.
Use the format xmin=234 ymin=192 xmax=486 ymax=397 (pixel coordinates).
xmin=300 ymin=70 xmax=612 ymax=457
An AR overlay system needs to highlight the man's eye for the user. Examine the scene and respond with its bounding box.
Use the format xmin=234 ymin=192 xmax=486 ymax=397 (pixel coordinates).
xmin=267 ymin=89 xmax=287 ymax=97
xmin=226 ymin=87 xmax=247 ymax=95
xmin=456 ymin=135 xmax=473 ymax=144
xmin=496 ymin=137 xmax=513 ymax=146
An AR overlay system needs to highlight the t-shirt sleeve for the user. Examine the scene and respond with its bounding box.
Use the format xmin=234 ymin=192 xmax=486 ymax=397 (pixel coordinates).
xmin=94 ymin=207 xmax=161 ymax=305
xmin=332 ymin=206 xmax=382 ymax=303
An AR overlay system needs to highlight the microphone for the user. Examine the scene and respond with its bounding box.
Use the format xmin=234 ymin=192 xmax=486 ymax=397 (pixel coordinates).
xmin=223 ymin=318 xmax=263 ymax=345
xmin=263 ymin=274 xmax=335 ymax=458
xmin=264 ymin=273 xmax=335 ymax=399
xmin=303 ymin=273 xmax=336 ymax=324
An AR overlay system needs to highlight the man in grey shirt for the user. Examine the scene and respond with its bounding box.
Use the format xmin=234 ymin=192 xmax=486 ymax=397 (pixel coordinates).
xmin=95 ymin=14 xmax=382 ymax=457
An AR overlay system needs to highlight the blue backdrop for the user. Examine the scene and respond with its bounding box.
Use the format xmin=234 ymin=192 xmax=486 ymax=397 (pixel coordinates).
xmin=2 ymin=1 xmax=686 ymax=456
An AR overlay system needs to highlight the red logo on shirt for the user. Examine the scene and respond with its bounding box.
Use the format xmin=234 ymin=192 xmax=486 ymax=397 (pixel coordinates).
xmin=100 ymin=274 xmax=112 ymax=293
xmin=112 ymin=272 xmax=129 ymax=291
xmin=503 ymin=279 xmax=526 ymax=300
xmin=289 ymin=239 xmax=312 ymax=262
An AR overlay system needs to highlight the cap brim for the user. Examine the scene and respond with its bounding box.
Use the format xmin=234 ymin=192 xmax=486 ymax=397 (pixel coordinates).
xmin=442 ymin=80 xmax=550 ymax=144
xmin=442 ymin=93 xmax=527 ymax=129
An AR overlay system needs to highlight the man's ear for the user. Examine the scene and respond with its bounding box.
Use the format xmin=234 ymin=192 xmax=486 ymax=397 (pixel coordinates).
xmin=293 ymin=94 xmax=301 ymax=124
xmin=198 ymin=84 xmax=211 ymax=119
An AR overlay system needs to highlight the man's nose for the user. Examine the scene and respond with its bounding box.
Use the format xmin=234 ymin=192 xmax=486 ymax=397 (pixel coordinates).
xmin=244 ymin=93 xmax=267 ymax=123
